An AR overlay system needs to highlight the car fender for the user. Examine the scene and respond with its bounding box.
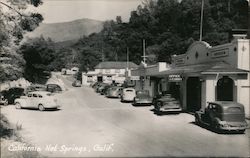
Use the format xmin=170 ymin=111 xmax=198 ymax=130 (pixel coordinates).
xmin=14 ymin=98 xmax=26 ymax=107
xmin=213 ymin=117 xmax=221 ymax=125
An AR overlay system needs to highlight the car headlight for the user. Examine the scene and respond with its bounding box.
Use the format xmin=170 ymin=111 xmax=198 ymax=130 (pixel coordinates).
xmin=135 ymin=98 xmax=139 ymax=101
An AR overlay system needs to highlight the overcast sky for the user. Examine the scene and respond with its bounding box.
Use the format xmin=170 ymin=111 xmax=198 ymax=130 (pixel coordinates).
xmin=31 ymin=0 xmax=143 ymax=23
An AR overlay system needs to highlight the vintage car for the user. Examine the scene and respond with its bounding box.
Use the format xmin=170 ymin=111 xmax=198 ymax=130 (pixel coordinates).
xmin=195 ymin=101 xmax=248 ymax=133
xmin=106 ymin=86 xmax=123 ymax=98
xmin=26 ymin=84 xmax=47 ymax=92
xmin=72 ymin=80 xmax=82 ymax=87
xmin=100 ymin=84 xmax=112 ymax=95
xmin=121 ymin=88 xmax=136 ymax=102
xmin=14 ymin=91 xmax=59 ymax=111
xmin=1 ymin=87 xmax=25 ymax=104
xmin=154 ymin=93 xmax=182 ymax=113
xmin=46 ymin=84 xmax=62 ymax=93
xmin=133 ymin=90 xmax=153 ymax=105
xmin=95 ymin=83 xmax=108 ymax=93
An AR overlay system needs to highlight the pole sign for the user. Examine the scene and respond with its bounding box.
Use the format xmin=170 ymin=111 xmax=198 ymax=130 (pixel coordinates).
xmin=168 ymin=75 xmax=182 ymax=82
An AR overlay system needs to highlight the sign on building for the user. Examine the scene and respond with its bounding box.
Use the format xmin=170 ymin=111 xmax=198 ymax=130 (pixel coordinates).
xmin=168 ymin=75 xmax=182 ymax=82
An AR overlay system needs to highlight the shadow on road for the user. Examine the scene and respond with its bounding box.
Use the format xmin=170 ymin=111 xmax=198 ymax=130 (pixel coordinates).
xmin=132 ymin=104 xmax=152 ymax=107
xmin=189 ymin=122 xmax=246 ymax=135
xmin=17 ymin=107 xmax=61 ymax=112
xmin=150 ymin=108 xmax=182 ymax=116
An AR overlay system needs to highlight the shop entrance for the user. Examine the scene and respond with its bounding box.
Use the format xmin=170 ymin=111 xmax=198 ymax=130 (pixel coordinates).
xmin=186 ymin=77 xmax=201 ymax=112
xmin=217 ymin=76 xmax=234 ymax=101
xmin=97 ymin=76 xmax=103 ymax=82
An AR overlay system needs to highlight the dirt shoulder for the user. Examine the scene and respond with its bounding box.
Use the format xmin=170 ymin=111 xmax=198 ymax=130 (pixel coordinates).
xmin=0 ymin=112 xmax=44 ymax=158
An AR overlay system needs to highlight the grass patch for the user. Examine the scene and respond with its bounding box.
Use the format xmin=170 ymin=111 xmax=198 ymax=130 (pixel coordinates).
xmin=0 ymin=113 xmax=45 ymax=158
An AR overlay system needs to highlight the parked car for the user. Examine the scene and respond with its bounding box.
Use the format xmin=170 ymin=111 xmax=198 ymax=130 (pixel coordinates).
xmin=133 ymin=90 xmax=153 ymax=105
xmin=100 ymin=84 xmax=112 ymax=95
xmin=0 ymin=92 xmax=8 ymax=105
xmin=95 ymin=83 xmax=108 ymax=93
xmin=14 ymin=91 xmax=59 ymax=111
xmin=26 ymin=84 xmax=47 ymax=92
xmin=72 ymin=80 xmax=81 ymax=87
xmin=46 ymin=84 xmax=62 ymax=93
xmin=195 ymin=101 xmax=248 ymax=133
xmin=1 ymin=87 xmax=25 ymax=104
xmin=154 ymin=93 xmax=182 ymax=113
xmin=106 ymin=86 xmax=123 ymax=98
xmin=91 ymin=82 xmax=100 ymax=88
xmin=121 ymin=88 xmax=136 ymax=102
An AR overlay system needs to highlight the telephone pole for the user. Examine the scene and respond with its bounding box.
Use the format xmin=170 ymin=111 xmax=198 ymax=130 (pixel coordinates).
xmin=199 ymin=0 xmax=204 ymax=41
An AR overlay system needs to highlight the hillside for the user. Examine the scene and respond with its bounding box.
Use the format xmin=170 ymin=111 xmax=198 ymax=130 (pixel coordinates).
xmin=26 ymin=18 xmax=103 ymax=42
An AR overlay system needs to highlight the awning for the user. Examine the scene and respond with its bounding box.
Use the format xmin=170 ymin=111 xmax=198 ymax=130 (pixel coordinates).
xmin=147 ymin=62 xmax=249 ymax=77
xmin=201 ymin=62 xmax=249 ymax=75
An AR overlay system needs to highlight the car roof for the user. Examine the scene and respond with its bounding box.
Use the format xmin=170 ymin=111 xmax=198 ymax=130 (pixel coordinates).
xmin=28 ymin=91 xmax=51 ymax=95
xmin=123 ymin=88 xmax=135 ymax=91
xmin=208 ymin=101 xmax=244 ymax=107
xmin=136 ymin=90 xmax=149 ymax=92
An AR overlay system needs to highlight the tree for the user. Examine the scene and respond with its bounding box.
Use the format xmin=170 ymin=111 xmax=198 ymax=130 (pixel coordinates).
xmin=20 ymin=36 xmax=55 ymax=83
xmin=0 ymin=0 xmax=43 ymax=82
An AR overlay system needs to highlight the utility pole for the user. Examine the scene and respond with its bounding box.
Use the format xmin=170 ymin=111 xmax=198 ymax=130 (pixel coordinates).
xmin=141 ymin=39 xmax=148 ymax=90
xmin=142 ymin=39 xmax=148 ymax=64
xmin=199 ymin=0 xmax=204 ymax=41
xmin=126 ymin=47 xmax=129 ymax=71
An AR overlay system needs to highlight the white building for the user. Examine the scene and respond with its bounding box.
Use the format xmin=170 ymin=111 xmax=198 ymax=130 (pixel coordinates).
xmin=131 ymin=32 xmax=250 ymax=117
xmin=82 ymin=61 xmax=138 ymax=85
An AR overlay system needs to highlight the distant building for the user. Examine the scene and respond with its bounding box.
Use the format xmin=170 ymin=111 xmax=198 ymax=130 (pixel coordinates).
xmin=82 ymin=61 xmax=138 ymax=85
xmin=61 ymin=67 xmax=79 ymax=75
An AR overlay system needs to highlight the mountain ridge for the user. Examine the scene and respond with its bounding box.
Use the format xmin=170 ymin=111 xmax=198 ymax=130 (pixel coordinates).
xmin=26 ymin=18 xmax=104 ymax=42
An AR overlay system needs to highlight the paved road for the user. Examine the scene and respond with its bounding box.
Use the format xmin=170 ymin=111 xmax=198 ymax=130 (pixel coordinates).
xmin=1 ymin=76 xmax=249 ymax=157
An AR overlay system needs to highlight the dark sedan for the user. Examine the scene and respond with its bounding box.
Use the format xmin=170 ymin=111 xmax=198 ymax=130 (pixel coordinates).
xmin=153 ymin=93 xmax=182 ymax=113
xmin=46 ymin=84 xmax=62 ymax=93
xmin=0 ymin=87 xmax=25 ymax=104
xmin=133 ymin=90 xmax=153 ymax=105
xmin=195 ymin=101 xmax=248 ymax=133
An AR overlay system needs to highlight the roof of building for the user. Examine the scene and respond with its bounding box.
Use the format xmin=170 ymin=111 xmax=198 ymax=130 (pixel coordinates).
xmin=94 ymin=61 xmax=138 ymax=69
xmin=136 ymin=61 xmax=249 ymax=77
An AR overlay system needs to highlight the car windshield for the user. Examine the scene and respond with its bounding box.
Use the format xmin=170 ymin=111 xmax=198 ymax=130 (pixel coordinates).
xmin=125 ymin=89 xmax=134 ymax=92
xmin=226 ymin=107 xmax=242 ymax=113
xmin=136 ymin=91 xmax=149 ymax=96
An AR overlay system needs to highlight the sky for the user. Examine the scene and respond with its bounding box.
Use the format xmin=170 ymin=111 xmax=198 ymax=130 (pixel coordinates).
xmin=31 ymin=0 xmax=143 ymax=23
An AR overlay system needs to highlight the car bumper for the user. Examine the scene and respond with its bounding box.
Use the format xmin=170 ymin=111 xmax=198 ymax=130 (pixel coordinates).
xmin=107 ymin=94 xmax=119 ymax=98
xmin=123 ymin=98 xmax=134 ymax=101
xmin=159 ymin=107 xmax=182 ymax=112
xmin=218 ymin=122 xmax=248 ymax=131
xmin=219 ymin=126 xmax=248 ymax=131
xmin=134 ymin=100 xmax=152 ymax=105
xmin=44 ymin=104 xmax=60 ymax=109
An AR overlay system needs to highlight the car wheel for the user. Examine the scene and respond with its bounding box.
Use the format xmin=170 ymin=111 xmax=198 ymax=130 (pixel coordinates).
xmin=15 ymin=102 xmax=21 ymax=109
xmin=195 ymin=114 xmax=200 ymax=125
xmin=156 ymin=101 xmax=161 ymax=111
xmin=4 ymin=100 xmax=8 ymax=106
xmin=38 ymin=104 xmax=45 ymax=111
xmin=211 ymin=121 xmax=220 ymax=132
xmin=133 ymin=99 xmax=136 ymax=106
